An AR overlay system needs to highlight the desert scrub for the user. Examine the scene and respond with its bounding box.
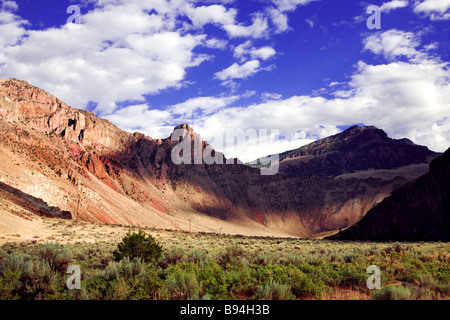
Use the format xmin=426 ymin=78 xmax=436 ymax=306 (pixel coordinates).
xmin=0 ymin=251 xmax=62 ymax=300
xmin=372 ymin=285 xmax=411 ymax=300
xmin=165 ymin=269 xmax=200 ymax=300
xmin=218 ymin=243 xmax=246 ymax=269
xmin=39 ymin=242 xmax=72 ymax=273
xmin=253 ymin=280 xmax=295 ymax=300
xmin=198 ymin=260 xmax=227 ymax=299
xmin=158 ymin=247 xmax=186 ymax=268
xmin=1 ymin=237 xmax=450 ymax=300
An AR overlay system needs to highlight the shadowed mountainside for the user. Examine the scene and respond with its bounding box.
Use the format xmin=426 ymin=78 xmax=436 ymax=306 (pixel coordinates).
xmin=328 ymin=147 xmax=450 ymax=241
xmin=251 ymin=125 xmax=436 ymax=179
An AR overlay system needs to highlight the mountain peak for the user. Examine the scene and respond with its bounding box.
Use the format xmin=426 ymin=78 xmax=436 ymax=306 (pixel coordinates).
xmin=173 ymin=123 xmax=195 ymax=132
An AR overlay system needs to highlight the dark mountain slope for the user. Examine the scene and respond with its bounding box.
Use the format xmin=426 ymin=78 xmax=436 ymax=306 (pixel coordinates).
xmin=252 ymin=126 xmax=437 ymax=179
xmin=329 ymin=147 xmax=450 ymax=241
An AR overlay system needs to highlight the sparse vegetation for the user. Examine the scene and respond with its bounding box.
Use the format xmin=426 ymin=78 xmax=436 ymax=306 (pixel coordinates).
xmin=0 ymin=230 xmax=449 ymax=300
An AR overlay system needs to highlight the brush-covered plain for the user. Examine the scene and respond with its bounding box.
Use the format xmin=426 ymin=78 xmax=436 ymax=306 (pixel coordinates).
xmin=1 ymin=228 xmax=449 ymax=300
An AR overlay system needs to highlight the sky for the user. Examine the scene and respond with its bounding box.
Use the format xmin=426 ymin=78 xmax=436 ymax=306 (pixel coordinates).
xmin=0 ymin=0 xmax=449 ymax=162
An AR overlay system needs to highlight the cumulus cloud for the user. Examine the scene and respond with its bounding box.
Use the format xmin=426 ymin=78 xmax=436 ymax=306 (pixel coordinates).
xmin=380 ymin=0 xmax=409 ymax=13
xmin=363 ymin=29 xmax=423 ymax=61
xmin=0 ymin=0 xmax=216 ymax=114
xmin=233 ymin=41 xmax=276 ymax=61
xmin=222 ymin=13 xmax=269 ymax=38
xmin=413 ymin=0 xmax=450 ymax=20
xmin=1 ymin=0 xmax=17 ymax=11
xmin=186 ymin=4 xmax=237 ymax=28
xmin=0 ymin=0 xmax=315 ymax=115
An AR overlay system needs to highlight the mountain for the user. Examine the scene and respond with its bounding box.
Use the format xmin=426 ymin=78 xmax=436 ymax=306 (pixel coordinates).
xmin=0 ymin=78 xmax=440 ymax=237
xmin=328 ymin=147 xmax=450 ymax=241
xmin=250 ymin=125 xmax=436 ymax=179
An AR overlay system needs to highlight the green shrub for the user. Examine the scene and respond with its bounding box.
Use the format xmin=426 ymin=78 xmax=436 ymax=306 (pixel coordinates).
xmin=290 ymin=271 xmax=330 ymax=298
xmin=113 ymin=230 xmax=162 ymax=263
xmin=39 ymin=242 xmax=72 ymax=273
xmin=18 ymin=259 xmax=59 ymax=300
xmin=372 ymin=285 xmax=411 ymax=300
xmin=159 ymin=247 xmax=185 ymax=268
xmin=0 ymin=252 xmax=31 ymax=273
xmin=198 ymin=260 xmax=227 ymax=299
xmin=218 ymin=244 xmax=244 ymax=268
xmin=166 ymin=270 xmax=199 ymax=300
xmin=0 ymin=270 xmax=21 ymax=300
xmin=104 ymin=257 xmax=145 ymax=280
xmin=253 ymin=280 xmax=295 ymax=300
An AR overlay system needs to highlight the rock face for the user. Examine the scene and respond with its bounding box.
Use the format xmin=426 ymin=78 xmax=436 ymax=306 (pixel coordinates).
xmin=328 ymin=148 xmax=450 ymax=241
xmin=272 ymin=125 xmax=436 ymax=178
xmin=0 ymin=181 xmax=71 ymax=219
xmin=0 ymin=78 xmax=441 ymax=237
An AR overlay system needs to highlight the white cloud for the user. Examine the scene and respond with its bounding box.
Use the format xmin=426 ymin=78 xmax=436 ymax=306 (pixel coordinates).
xmin=251 ymin=47 xmax=276 ymax=60
xmin=272 ymin=0 xmax=318 ymax=12
xmin=186 ymin=4 xmax=237 ymax=28
xmin=1 ymin=0 xmax=17 ymax=11
xmin=380 ymin=0 xmax=409 ymax=13
xmin=205 ymin=38 xmax=228 ymax=50
xmin=261 ymin=92 xmax=283 ymax=101
xmin=363 ymin=29 xmax=422 ymax=61
xmin=233 ymin=40 xmax=253 ymax=60
xmin=223 ymin=13 xmax=269 ymax=38
xmin=305 ymin=18 xmax=314 ymax=28
xmin=414 ymin=0 xmax=450 ymax=20
xmin=268 ymin=8 xmax=289 ymax=33
xmin=0 ymin=2 xmax=27 ymax=49
xmin=168 ymin=95 xmax=240 ymax=118
xmin=214 ymin=60 xmax=261 ymax=81
xmin=0 ymin=0 xmax=321 ymax=117
xmin=105 ymin=104 xmax=174 ymax=138
xmin=233 ymin=41 xmax=276 ymax=61
xmin=0 ymin=0 xmax=215 ymax=114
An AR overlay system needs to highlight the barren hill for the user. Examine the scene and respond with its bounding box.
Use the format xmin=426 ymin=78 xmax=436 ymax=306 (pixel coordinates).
xmin=0 ymin=79 xmax=439 ymax=237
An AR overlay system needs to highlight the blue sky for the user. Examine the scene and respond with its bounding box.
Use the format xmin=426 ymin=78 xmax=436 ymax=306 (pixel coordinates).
xmin=0 ymin=0 xmax=449 ymax=161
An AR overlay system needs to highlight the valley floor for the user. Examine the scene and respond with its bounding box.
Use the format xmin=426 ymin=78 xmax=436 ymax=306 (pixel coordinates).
xmin=0 ymin=215 xmax=449 ymax=300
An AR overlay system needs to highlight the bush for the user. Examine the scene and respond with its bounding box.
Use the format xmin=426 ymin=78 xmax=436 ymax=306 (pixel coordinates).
xmin=113 ymin=230 xmax=162 ymax=263
xmin=104 ymin=257 xmax=145 ymax=280
xmin=372 ymin=285 xmax=411 ymax=300
xmin=218 ymin=243 xmax=244 ymax=268
xmin=253 ymin=280 xmax=295 ymax=300
xmin=198 ymin=260 xmax=227 ymax=299
xmin=159 ymin=247 xmax=185 ymax=268
xmin=166 ymin=270 xmax=199 ymax=300
xmin=19 ymin=259 xmax=58 ymax=300
xmin=39 ymin=242 xmax=72 ymax=273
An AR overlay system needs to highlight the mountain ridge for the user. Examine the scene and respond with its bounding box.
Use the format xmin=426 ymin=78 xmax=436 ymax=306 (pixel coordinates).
xmin=0 ymin=78 xmax=440 ymax=238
